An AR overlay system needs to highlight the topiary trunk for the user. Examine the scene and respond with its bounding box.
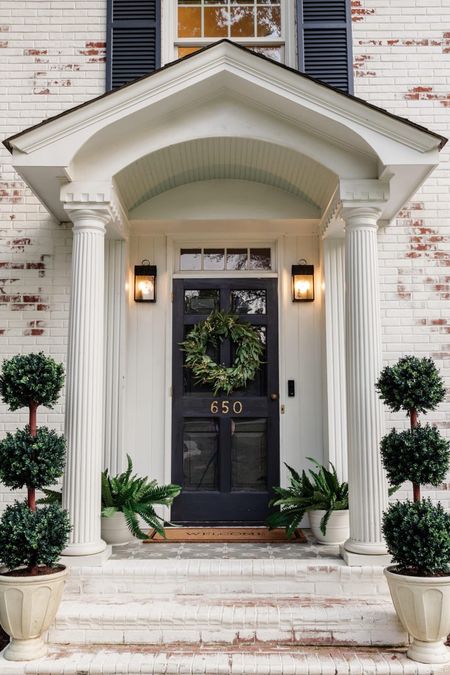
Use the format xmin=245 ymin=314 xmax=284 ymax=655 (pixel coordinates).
xmin=410 ymin=408 xmax=420 ymax=502
xmin=28 ymin=401 xmax=38 ymax=573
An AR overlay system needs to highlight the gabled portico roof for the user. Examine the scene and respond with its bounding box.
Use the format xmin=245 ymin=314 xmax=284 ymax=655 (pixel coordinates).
xmin=3 ymin=40 xmax=447 ymax=226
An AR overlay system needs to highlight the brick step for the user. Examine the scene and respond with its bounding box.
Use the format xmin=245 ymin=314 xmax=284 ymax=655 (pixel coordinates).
xmin=65 ymin=558 xmax=390 ymax=599
xmin=0 ymin=644 xmax=442 ymax=675
xmin=49 ymin=595 xmax=407 ymax=647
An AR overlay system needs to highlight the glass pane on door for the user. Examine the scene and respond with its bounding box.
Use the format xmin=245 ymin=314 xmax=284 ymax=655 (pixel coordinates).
xmin=231 ymin=289 xmax=267 ymax=315
xmin=183 ymin=418 xmax=219 ymax=490
xmin=184 ymin=289 xmax=220 ymax=314
xmin=231 ymin=418 xmax=267 ymax=491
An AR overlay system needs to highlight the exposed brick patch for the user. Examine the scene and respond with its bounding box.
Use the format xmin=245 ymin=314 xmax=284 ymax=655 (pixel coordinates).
xmin=23 ymin=320 xmax=46 ymax=337
xmin=0 ymin=40 xmax=8 ymax=48
xmin=351 ymin=1 xmax=375 ymax=22
xmin=79 ymin=40 xmax=106 ymax=63
xmin=397 ymin=284 xmax=411 ymax=301
xmin=417 ymin=318 xmax=450 ymax=333
xmin=0 ymin=182 xmax=24 ymax=204
xmin=353 ymin=54 xmax=376 ymax=77
xmin=26 ymin=261 xmax=46 ymax=271
xmin=358 ymin=32 xmax=450 ymax=53
xmin=24 ymin=48 xmax=48 ymax=56
xmin=7 ymin=237 xmax=31 ymax=251
xmin=399 ymin=219 xmax=450 ymax=263
xmin=404 ymin=86 xmax=450 ymax=107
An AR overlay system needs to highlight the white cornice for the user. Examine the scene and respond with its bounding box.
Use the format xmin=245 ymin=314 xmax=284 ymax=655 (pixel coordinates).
xmin=8 ymin=43 xmax=443 ymax=158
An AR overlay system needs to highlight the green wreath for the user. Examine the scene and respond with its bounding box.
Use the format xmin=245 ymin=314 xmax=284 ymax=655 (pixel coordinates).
xmin=181 ymin=310 xmax=264 ymax=395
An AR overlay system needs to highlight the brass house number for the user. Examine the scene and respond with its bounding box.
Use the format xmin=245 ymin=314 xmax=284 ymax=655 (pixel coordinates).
xmin=210 ymin=400 xmax=244 ymax=415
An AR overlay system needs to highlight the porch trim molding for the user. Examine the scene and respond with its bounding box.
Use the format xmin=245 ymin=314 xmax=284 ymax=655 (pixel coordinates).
xmin=322 ymin=236 xmax=347 ymax=483
xmin=103 ymin=239 xmax=128 ymax=475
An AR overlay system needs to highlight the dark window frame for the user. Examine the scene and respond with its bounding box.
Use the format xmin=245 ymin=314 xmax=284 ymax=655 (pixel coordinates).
xmin=106 ymin=0 xmax=161 ymax=91
xmin=297 ymin=0 xmax=354 ymax=94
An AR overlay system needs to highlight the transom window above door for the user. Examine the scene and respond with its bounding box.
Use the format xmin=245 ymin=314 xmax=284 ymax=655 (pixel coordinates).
xmin=176 ymin=0 xmax=285 ymax=63
xmin=178 ymin=246 xmax=273 ymax=272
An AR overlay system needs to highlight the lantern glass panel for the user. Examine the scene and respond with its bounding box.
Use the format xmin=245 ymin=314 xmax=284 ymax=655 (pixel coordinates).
xmin=292 ymin=264 xmax=314 ymax=302
xmin=135 ymin=273 xmax=155 ymax=301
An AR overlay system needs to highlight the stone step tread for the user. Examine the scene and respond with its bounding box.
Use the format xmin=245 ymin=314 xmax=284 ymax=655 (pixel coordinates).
xmin=50 ymin=597 xmax=406 ymax=647
xmin=0 ymin=645 xmax=440 ymax=675
xmin=67 ymin=558 xmax=386 ymax=578
xmin=57 ymin=595 xmax=397 ymax=623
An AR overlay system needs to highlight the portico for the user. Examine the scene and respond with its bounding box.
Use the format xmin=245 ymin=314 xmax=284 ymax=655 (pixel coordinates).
xmin=4 ymin=40 xmax=444 ymax=565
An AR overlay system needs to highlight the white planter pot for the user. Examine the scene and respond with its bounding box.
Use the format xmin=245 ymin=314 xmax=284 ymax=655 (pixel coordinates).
xmin=384 ymin=567 xmax=450 ymax=664
xmin=308 ymin=509 xmax=349 ymax=545
xmin=101 ymin=511 xmax=132 ymax=545
xmin=0 ymin=566 xmax=67 ymax=661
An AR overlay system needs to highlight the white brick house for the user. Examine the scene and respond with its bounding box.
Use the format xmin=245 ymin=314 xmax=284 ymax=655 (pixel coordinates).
xmin=0 ymin=0 xmax=449 ymax=569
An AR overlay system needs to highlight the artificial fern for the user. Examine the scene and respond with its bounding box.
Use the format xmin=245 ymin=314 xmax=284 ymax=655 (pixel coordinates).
xmin=267 ymin=458 xmax=348 ymax=538
xmin=101 ymin=455 xmax=181 ymax=539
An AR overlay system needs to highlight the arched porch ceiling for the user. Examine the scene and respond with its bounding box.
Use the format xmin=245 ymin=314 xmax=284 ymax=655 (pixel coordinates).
xmin=115 ymin=137 xmax=336 ymax=215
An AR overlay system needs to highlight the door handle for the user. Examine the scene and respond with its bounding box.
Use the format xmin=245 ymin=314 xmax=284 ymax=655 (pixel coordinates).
xmin=270 ymin=393 xmax=279 ymax=401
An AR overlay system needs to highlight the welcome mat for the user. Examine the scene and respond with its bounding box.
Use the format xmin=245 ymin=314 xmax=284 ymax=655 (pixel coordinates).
xmin=145 ymin=527 xmax=307 ymax=544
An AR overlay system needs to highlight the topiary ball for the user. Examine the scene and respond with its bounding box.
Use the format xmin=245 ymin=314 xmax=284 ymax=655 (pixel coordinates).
xmin=376 ymin=355 xmax=446 ymax=414
xmin=383 ymin=499 xmax=450 ymax=575
xmin=381 ymin=424 xmax=450 ymax=487
xmin=0 ymin=352 xmax=64 ymax=411
xmin=0 ymin=501 xmax=71 ymax=571
xmin=0 ymin=426 xmax=66 ymax=490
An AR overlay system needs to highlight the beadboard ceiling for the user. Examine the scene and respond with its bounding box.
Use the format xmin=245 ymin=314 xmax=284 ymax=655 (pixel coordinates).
xmin=115 ymin=137 xmax=337 ymax=214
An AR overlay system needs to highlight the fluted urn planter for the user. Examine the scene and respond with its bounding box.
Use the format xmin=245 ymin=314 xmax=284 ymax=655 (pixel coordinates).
xmin=0 ymin=566 xmax=67 ymax=661
xmin=384 ymin=568 xmax=450 ymax=664
xmin=308 ymin=509 xmax=349 ymax=545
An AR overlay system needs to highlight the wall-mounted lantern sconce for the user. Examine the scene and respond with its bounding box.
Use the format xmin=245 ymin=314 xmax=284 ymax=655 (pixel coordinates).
xmin=292 ymin=259 xmax=314 ymax=302
xmin=134 ymin=260 xmax=157 ymax=302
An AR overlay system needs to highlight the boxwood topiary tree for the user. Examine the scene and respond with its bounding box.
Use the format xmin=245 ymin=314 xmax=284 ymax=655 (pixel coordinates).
xmin=376 ymin=355 xmax=450 ymax=575
xmin=0 ymin=353 xmax=70 ymax=575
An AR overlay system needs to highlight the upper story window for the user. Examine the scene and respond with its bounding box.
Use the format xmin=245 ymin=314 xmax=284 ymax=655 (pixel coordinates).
xmin=107 ymin=1 xmax=351 ymax=94
xmin=175 ymin=0 xmax=286 ymax=63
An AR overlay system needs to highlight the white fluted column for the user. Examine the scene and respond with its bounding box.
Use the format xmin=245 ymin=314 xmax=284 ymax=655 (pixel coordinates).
xmin=343 ymin=207 xmax=388 ymax=558
xmin=323 ymin=237 xmax=347 ymax=482
xmin=62 ymin=208 xmax=109 ymax=556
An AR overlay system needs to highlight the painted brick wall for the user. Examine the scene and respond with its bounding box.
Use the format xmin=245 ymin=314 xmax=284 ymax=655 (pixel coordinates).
xmin=352 ymin=0 xmax=450 ymax=506
xmin=0 ymin=0 xmax=106 ymax=508
xmin=0 ymin=1 xmax=449 ymax=513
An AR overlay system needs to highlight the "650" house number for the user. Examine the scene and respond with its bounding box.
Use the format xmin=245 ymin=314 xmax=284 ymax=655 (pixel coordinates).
xmin=210 ymin=400 xmax=243 ymax=415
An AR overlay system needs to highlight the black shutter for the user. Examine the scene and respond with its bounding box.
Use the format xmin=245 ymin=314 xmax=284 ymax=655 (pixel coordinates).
xmin=107 ymin=0 xmax=161 ymax=91
xmin=298 ymin=0 xmax=353 ymax=94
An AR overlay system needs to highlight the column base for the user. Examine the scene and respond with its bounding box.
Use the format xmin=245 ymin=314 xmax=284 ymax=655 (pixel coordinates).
xmin=340 ymin=544 xmax=391 ymax=567
xmin=62 ymin=538 xmax=108 ymax=557
xmin=61 ymin=545 xmax=112 ymax=567
xmin=344 ymin=537 xmax=388 ymax=555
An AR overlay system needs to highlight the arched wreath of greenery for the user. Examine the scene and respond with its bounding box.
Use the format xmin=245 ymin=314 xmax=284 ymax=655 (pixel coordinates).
xmin=181 ymin=310 xmax=264 ymax=396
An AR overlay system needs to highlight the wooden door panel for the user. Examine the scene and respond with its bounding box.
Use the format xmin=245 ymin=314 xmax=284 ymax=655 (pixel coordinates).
xmin=171 ymin=278 xmax=279 ymax=524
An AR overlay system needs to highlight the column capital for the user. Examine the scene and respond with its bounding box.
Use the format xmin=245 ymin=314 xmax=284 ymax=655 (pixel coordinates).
xmin=321 ymin=178 xmax=390 ymax=238
xmin=60 ymin=181 xmax=129 ymax=240
xmin=64 ymin=206 xmax=111 ymax=232
xmin=342 ymin=206 xmax=382 ymax=231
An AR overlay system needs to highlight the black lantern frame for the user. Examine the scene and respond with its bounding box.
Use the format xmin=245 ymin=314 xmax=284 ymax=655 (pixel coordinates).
xmin=134 ymin=261 xmax=157 ymax=302
xmin=292 ymin=261 xmax=314 ymax=302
